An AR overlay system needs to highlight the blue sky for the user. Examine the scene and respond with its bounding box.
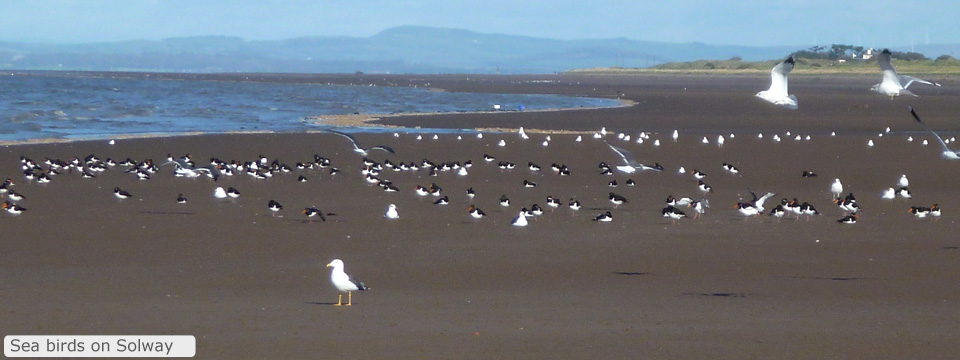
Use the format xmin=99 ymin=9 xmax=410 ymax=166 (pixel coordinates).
xmin=2 ymin=0 xmax=956 ymax=47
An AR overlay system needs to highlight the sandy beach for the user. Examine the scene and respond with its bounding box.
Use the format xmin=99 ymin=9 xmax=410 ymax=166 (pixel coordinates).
xmin=2 ymin=73 xmax=960 ymax=359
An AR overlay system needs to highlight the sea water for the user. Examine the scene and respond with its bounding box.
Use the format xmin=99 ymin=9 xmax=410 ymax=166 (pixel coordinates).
xmin=0 ymin=74 xmax=620 ymax=141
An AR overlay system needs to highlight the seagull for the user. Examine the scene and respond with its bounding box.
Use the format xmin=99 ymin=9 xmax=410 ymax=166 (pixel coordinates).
xmin=755 ymin=56 xmax=798 ymax=109
xmin=384 ymin=204 xmax=400 ymax=219
xmin=326 ymin=129 xmax=395 ymax=156
xmin=511 ymin=210 xmax=528 ymax=227
xmin=872 ymin=49 xmax=941 ymax=98
xmin=909 ymin=106 xmax=960 ymax=159
xmin=326 ymin=259 xmax=368 ymax=306
xmin=604 ymin=142 xmax=661 ymax=173
xmin=831 ymin=179 xmax=843 ymax=199
xmin=898 ymin=175 xmax=909 ymax=188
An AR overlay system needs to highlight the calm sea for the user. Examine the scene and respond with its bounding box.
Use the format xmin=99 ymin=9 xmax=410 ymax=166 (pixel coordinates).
xmin=0 ymin=74 xmax=619 ymax=141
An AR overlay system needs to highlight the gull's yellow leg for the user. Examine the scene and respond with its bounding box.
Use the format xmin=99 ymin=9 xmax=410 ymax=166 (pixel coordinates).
xmin=346 ymin=292 xmax=353 ymax=306
xmin=335 ymin=294 xmax=343 ymax=306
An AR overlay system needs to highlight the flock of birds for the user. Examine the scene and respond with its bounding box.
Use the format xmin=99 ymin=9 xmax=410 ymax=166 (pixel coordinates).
xmin=3 ymin=50 xmax=955 ymax=305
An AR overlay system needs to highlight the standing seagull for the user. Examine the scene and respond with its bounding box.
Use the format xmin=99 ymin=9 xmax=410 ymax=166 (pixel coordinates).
xmin=831 ymin=179 xmax=843 ymax=199
xmin=326 ymin=259 xmax=368 ymax=306
xmin=909 ymin=106 xmax=960 ymax=159
xmin=384 ymin=204 xmax=400 ymax=219
xmin=872 ymin=49 xmax=941 ymax=98
xmin=326 ymin=129 xmax=395 ymax=156
xmin=755 ymin=56 xmax=798 ymax=109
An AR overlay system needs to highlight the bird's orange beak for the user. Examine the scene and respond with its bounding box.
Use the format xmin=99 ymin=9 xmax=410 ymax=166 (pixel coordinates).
xmin=326 ymin=262 xmax=334 ymax=267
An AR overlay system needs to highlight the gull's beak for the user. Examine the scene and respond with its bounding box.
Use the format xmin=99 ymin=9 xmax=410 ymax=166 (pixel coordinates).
xmin=326 ymin=262 xmax=334 ymax=267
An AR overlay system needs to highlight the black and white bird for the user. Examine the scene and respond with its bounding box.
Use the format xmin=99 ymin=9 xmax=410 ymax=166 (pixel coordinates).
xmin=837 ymin=214 xmax=858 ymax=224
xmin=872 ymin=49 xmax=940 ymax=99
xmin=303 ymin=207 xmax=327 ymax=222
xmin=609 ymin=192 xmax=628 ymax=208
xmin=593 ymin=211 xmax=613 ymax=222
xmin=468 ymin=205 xmax=486 ymax=221
xmin=326 ymin=129 xmax=395 ymax=156
xmin=662 ymin=205 xmax=686 ymax=224
xmin=268 ymin=200 xmax=283 ymax=216
xmin=755 ymin=55 xmax=798 ymax=109
xmin=114 ymin=187 xmax=132 ymax=199
xmin=326 ymin=259 xmax=368 ymax=306
xmin=177 ymin=193 xmax=188 ymax=204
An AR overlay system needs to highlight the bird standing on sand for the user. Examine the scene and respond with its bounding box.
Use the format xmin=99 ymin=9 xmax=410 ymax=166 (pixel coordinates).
xmin=303 ymin=207 xmax=327 ymax=222
xmin=268 ymin=200 xmax=283 ymax=216
xmin=114 ymin=187 xmax=131 ymax=199
xmin=831 ymin=179 xmax=843 ymax=199
xmin=384 ymin=204 xmax=399 ymax=219
xmin=511 ymin=211 xmax=529 ymax=227
xmin=326 ymin=259 xmax=368 ymax=306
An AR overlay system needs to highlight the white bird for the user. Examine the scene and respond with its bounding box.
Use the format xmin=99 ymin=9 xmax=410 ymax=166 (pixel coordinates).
xmin=881 ymin=188 xmax=896 ymax=199
xmin=326 ymin=130 xmax=395 ymax=156
xmin=867 ymin=139 xmax=874 ymax=147
xmin=575 ymin=135 xmax=582 ymax=142
xmin=384 ymin=204 xmax=399 ymax=219
xmin=872 ymin=49 xmax=941 ymax=98
xmin=898 ymin=175 xmax=909 ymax=188
xmin=326 ymin=259 xmax=368 ymax=306
xmin=831 ymin=179 xmax=843 ymax=199
xmin=519 ymin=127 xmax=529 ymax=140
xmin=498 ymin=139 xmax=507 ymax=147
xmin=214 ymin=186 xmax=228 ymax=199
xmin=604 ymin=142 xmax=662 ymax=173
xmin=511 ymin=211 xmax=528 ymax=227
xmin=909 ymin=106 xmax=960 ymax=159
xmin=756 ymin=56 xmax=798 ymax=109
xmin=672 ymin=129 xmax=679 ymax=141
xmin=717 ymin=135 xmax=725 ymax=147
xmin=701 ymin=136 xmax=709 ymax=144
xmin=653 ymin=139 xmax=660 ymax=147
xmin=477 ymin=133 xmax=483 ymax=139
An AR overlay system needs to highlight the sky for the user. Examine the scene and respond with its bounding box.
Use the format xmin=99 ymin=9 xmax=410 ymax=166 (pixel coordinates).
xmin=2 ymin=0 xmax=956 ymax=47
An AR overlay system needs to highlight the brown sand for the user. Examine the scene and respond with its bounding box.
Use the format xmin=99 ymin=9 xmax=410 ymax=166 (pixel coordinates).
xmin=2 ymin=74 xmax=960 ymax=359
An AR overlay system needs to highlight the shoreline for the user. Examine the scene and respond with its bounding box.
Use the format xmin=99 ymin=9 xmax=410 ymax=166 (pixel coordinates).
xmin=3 ymin=73 xmax=960 ymax=359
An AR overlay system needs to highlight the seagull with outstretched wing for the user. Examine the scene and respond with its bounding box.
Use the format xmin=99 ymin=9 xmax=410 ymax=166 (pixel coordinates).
xmin=605 ymin=142 xmax=662 ymax=173
xmin=909 ymin=106 xmax=959 ymax=159
xmin=756 ymin=56 xmax=798 ymax=109
xmin=326 ymin=129 xmax=395 ymax=156
xmin=872 ymin=49 xmax=941 ymax=98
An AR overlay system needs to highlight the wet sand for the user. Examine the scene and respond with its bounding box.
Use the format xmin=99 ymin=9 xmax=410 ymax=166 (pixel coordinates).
xmin=2 ymin=73 xmax=960 ymax=359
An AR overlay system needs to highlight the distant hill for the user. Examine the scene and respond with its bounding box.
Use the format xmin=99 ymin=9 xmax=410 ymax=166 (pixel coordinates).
xmin=0 ymin=26 xmax=957 ymax=74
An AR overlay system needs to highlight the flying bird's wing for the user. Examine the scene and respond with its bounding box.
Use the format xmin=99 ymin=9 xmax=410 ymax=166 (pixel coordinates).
xmin=768 ymin=56 xmax=794 ymax=97
xmin=605 ymin=142 xmax=639 ymax=167
xmin=326 ymin=129 xmax=362 ymax=150
xmin=368 ymin=145 xmax=396 ymax=154
xmin=899 ymin=75 xmax=941 ymax=89
xmin=909 ymin=106 xmax=955 ymax=155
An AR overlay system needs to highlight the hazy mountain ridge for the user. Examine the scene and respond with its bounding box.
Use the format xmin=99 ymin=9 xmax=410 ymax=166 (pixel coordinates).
xmin=0 ymin=26 xmax=955 ymax=74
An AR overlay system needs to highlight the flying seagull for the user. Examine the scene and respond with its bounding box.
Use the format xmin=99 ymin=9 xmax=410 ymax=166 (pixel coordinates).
xmin=604 ymin=142 xmax=662 ymax=173
xmin=326 ymin=129 xmax=395 ymax=156
xmin=326 ymin=259 xmax=368 ymax=306
xmin=909 ymin=106 xmax=960 ymax=159
xmin=872 ymin=49 xmax=941 ymax=99
xmin=755 ymin=56 xmax=798 ymax=109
